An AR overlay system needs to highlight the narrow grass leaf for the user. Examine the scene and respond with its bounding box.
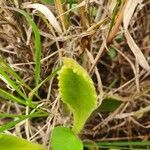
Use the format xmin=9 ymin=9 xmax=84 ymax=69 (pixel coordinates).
xmin=0 ymin=134 xmax=44 ymax=150
xmin=28 ymin=66 xmax=61 ymax=98
xmin=19 ymin=10 xmax=41 ymax=89
xmin=0 ymin=67 xmax=28 ymax=100
xmin=0 ymin=88 xmax=26 ymax=105
xmin=0 ymin=112 xmax=47 ymax=132
xmin=5 ymin=7 xmax=42 ymax=91
xmin=10 ymin=8 xmax=41 ymax=89
xmin=58 ymin=58 xmax=97 ymax=134
xmin=87 ymin=141 xmax=150 ymax=149
xmin=0 ymin=57 xmax=40 ymax=99
xmin=0 ymin=112 xmax=47 ymax=119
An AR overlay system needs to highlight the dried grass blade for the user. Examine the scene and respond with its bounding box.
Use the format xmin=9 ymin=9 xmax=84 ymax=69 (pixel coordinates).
xmin=123 ymin=0 xmax=139 ymax=30
xmin=125 ymin=30 xmax=150 ymax=71
xmin=123 ymin=0 xmax=150 ymax=71
xmin=55 ymin=0 xmax=67 ymax=31
xmin=24 ymin=3 xmax=62 ymax=33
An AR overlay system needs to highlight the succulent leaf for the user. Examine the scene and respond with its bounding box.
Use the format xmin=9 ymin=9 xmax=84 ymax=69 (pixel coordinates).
xmin=58 ymin=58 xmax=97 ymax=134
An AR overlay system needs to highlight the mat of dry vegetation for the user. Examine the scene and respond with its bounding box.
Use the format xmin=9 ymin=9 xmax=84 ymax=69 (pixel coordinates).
xmin=0 ymin=0 xmax=150 ymax=149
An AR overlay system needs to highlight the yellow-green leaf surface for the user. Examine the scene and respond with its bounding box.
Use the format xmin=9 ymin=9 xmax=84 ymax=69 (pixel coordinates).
xmin=51 ymin=126 xmax=83 ymax=150
xmin=0 ymin=134 xmax=44 ymax=150
xmin=58 ymin=58 xmax=97 ymax=134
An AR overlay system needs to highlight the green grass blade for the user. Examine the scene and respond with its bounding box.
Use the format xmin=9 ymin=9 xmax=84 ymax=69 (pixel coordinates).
xmin=20 ymin=10 xmax=41 ymax=89
xmin=0 ymin=88 xmax=35 ymax=108
xmin=0 ymin=134 xmax=45 ymax=150
xmin=0 ymin=112 xmax=47 ymax=132
xmin=0 ymin=67 xmax=28 ymax=100
xmin=29 ymin=66 xmax=61 ymax=98
xmin=0 ymin=112 xmax=47 ymax=119
xmin=96 ymin=141 xmax=150 ymax=146
xmin=6 ymin=7 xmax=41 ymax=90
xmin=84 ymin=141 xmax=150 ymax=150
xmin=0 ymin=57 xmax=40 ymax=100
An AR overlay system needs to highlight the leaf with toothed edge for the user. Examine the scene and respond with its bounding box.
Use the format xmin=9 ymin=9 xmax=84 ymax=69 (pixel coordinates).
xmin=58 ymin=58 xmax=97 ymax=134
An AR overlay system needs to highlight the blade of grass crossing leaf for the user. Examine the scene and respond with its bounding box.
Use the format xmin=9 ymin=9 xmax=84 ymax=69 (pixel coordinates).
xmin=0 ymin=58 xmax=41 ymax=100
xmin=0 ymin=67 xmax=28 ymax=100
xmin=0 ymin=67 xmax=34 ymax=106
xmin=0 ymin=112 xmax=47 ymax=132
xmin=6 ymin=8 xmax=41 ymax=89
xmin=0 ymin=88 xmax=36 ymax=109
xmin=28 ymin=66 xmax=61 ymax=98
xmin=0 ymin=112 xmax=47 ymax=119
xmin=19 ymin=10 xmax=41 ymax=89
xmin=0 ymin=88 xmax=47 ymax=114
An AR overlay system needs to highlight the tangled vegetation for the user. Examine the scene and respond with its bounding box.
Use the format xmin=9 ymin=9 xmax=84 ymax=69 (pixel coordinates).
xmin=0 ymin=0 xmax=150 ymax=149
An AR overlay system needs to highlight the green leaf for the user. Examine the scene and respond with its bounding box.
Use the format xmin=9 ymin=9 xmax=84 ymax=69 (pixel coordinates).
xmin=115 ymin=33 xmax=123 ymax=43
xmin=51 ymin=126 xmax=83 ymax=150
xmin=0 ymin=134 xmax=44 ymax=150
xmin=98 ymin=97 xmax=122 ymax=113
xmin=108 ymin=46 xmax=117 ymax=60
xmin=58 ymin=58 xmax=97 ymax=134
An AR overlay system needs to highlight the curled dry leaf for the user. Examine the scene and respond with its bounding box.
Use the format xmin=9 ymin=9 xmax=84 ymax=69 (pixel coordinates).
xmin=23 ymin=3 xmax=62 ymax=33
xmin=123 ymin=0 xmax=150 ymax=71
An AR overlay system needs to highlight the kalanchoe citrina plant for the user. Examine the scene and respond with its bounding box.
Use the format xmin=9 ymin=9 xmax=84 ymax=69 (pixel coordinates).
xmin=51 ymin=58 xmax=97 ymax=150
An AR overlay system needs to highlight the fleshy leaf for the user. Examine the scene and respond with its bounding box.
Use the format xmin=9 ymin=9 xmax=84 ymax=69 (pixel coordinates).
xmin=51 ymin=126 xmax=83 ymax=150
xmin=0 ymin=134 xmax=44 ymax=150
xmin=58 ymin=58 xmax=97 ymax=134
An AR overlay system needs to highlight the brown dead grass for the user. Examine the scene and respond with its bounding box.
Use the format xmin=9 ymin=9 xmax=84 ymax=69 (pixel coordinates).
xmin=0 ymin=0 xmax=150 ymax=148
